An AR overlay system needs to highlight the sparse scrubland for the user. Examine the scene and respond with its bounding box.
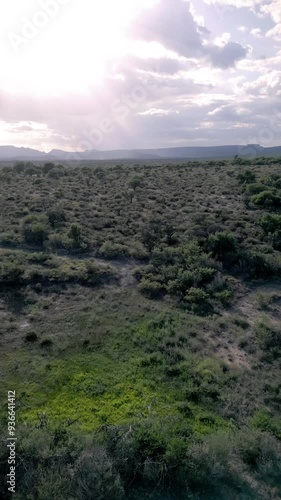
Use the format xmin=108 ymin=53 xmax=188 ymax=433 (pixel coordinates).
xmin=1 ymin=157 xmax=281 ymax=499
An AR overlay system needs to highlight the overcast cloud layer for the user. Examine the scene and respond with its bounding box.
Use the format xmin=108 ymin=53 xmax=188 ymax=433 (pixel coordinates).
xmin=0 ymin=0 xmax=280 ymax=152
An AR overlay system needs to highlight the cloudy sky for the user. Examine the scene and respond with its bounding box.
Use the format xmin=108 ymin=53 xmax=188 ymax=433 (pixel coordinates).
xmin=0 ymin=0 xmax=280 ymax=152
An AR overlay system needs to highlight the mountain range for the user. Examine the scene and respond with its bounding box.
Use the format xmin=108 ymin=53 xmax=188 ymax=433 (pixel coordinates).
xmin=0 ymin=144 xmax=281 ymax=162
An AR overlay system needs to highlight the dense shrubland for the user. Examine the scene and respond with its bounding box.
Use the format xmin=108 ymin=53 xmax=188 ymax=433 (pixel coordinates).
xmin=0 ymin=158 xmax=281 ymax=499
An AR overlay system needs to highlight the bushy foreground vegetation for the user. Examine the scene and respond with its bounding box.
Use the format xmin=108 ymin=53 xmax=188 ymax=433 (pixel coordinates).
xmin=0 ymin=158 xmax=281 ymax=499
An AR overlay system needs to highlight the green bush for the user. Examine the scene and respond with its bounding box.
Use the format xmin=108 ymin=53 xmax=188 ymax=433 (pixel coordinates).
xmin=246 ymin=183 xmax=266 ymax=195
xmin=214 ymin=290 xmax=233 ymax=305
xmin=207 ymin=232 xmax=237 ymax=260
xmin=272 ymin=230 xmax=281 ymax=250
xmin=23 ymin=217 xmax=49 ymax=247
xmin=13 ymin=162 xmax=26 ymax=173
xmin=0 ymin=232 xmax=18 ymax=245
xmin=98 ymin=242 xmax=130 ymax=259
xmin=237 ymin=170 xmax=256 ymax=185
xmin=47 ymin=208 xmax=66 ymax=228
xmin=48 ymin=233 xmax=66 ymax=250
xmin=241 ymin=252 xmax=278 ymax=279
xmin=251 ymin=409 xmax=281 ymax=439
xmin=28 ymin=253 xmax=51 ymax=264
xmin=260 ymin=214 xmax=281 ymax=235
xmin=255 ymin=319 xmax=281 ymax=360
xmin=42 ymin=162 xmax=55 ymax=174
xmin=25 ymin=332 xmax=38 ymax=342
xmin=136 ymin=243 xmax=221 ymax=306
xmin=128 ymin=175 xmax=144 ymax=191
xmin=0 ymin=263 xmax=24 ymax=286
xmin=72 ymin=447 xmax=124 ymax=500
xmin=78 ymin=261 xmax=115 ymax=286
xmin=138 ymin=279 xmax=165 ymax=299
xmin=251 ymin=190 xmax=281 ymax=209
xmin=66 ymin=224 xmax=88 ymax=251
xmin=141 ymin=220 xmax=163 ymax=254
xmin=185 ymin=287 xmax=209 ymax=304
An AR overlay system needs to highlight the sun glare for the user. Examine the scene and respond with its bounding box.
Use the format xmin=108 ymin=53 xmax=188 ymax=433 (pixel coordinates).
xmin=3 ymin=0 xmax=156 ymax=95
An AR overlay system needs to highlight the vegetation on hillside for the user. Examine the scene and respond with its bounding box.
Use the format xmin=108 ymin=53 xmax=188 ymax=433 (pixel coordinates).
xmin=0 ymin=158 xmax=281 ymax=499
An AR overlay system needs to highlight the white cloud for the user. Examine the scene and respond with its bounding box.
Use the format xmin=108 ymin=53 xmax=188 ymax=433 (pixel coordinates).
xmin=204 ymin=0 xmax=263 ymax=8
xmin=250 ymin=28 xmax=262 ymax=37
xmin=266 ymin=23 xmax=281 ymax=41
xmin=130 ymin=0 xmax=248 ymax=68
xmin=260 ymin=0 xmax=281 ymax=23
xmin=214 ymin=32 xmax=231 ymax=46
xmin=204 ymin=0 xmax=262 ymax=7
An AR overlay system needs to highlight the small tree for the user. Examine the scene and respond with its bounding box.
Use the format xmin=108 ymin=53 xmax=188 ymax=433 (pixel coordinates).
xmin=260 ymin=214 xmax=281 ymax=235
xmin=251 ymin=191 xmax=281 ymax=209
xmin=68 ymin=224 xmax=82 ymax=244
xmin=43 ymin=162 xmax=55 ymax=174
xmin=67 ymin=224 xmax=88 ymax=251
xmin=208 ymin=232 xmax=237 ymax=260
xmin=13 ymin=162 xmax=26 ymax=173
xmin=47 ymin=209 xmax=66 ymax=228
xmin=141 ymin=220 xmax=163 ymax=254
xmin=128 ymin=176 xmax=144 ymax=192
xmin=0 ymin=264 xmax=24 ymax=286
xmin=237 ymin=170 xmax=256 ymax=185
xmin=23 ymin=223 xmax=48 ymax=247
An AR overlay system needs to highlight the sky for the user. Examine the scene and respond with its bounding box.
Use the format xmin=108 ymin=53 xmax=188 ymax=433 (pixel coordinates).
xmin=0 ymin=0 xmax=280 ymax=152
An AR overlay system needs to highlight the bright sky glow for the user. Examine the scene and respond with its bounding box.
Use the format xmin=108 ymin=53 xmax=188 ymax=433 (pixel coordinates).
xmin=0 ymin=0 xmax=280 ymax=151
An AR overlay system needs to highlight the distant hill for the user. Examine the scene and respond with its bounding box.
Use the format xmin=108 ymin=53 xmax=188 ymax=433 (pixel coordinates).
xmin=0 ymin=144 xmax=281 ymax=161
xmin=0 ymin=146 xmax=48 ymax=161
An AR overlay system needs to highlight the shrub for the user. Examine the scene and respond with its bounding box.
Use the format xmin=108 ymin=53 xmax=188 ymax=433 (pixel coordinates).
xmin=141 ymin=222 xmax=162 ymax=254
xmin=47 ymin=208 xmax=66 ymax=228
xmin=183 ymin=434 xmax=237 ymax=495
xmin=237 ymin=170 xmax=256 ymax=184
xmin=72 ymin=447 xmax=124 ymax=500
xmin=28 ymin=253 xmax=51 ymax=264
xmin=214 ymin=290 xmax=233 ymax=306
xmin=98 ymin=242 xmax=129 ymax=259
xmin=129 ymin=242 xmax=149 ymax=260
xmin=67 ymin=224 xmax=88 ymax=251
xmin=207 ymin=232 xmax=237 ymax=260
xmin=138 ymin=279 xmax=165 ymax=299
xmin=23 ymin=218 xmax=49 ymax=247
xmin=68 ymin=224 xmax=82 ymax=244
xmin=272 ymin=230 xmax=281 ymax=251
xmin=241 ymin=252 xmax=278 ymax=279
xmin=255 ymin=319 xmax=281 ymax=359
xmin=13 ymin=162 xmax=26 ymax=173
xmin=166 ymin=271 xmax=195 ymax=297
xmin=128 ymin=176 xmax=144 ymax=191
xmin=237 ymin=429 xmax=281 ymax=468
xmin=185 ymin=287 xmax=209 ymax=304
xmin=48 ymin=233 xmax=66 ymax=250
xmin=25 ymin=332 xmax=38 ymax=342
xmin=79 ymin=261 xmax=115 ymax=286
xmin=251 ymin=409 xmax=281 ymax=439
xmin=256 ymin=293 xmax=272 ymax=310
xmin=233 ymin=317 xmax=249 ymax=329
xmin=42 ymin=162 xmax=55 ymax=174
xmin=0 ymin=232 xmax=18 ymax=245
xmin=246 ymin=183 xmax=266 ymax=195
xmin=40 ymin=339 xmax=53 ymax=348
xmin=260 ymin=214 xmax=281 ymax=235
xmin=0 ymin=264 xmax=24 ymax=286
xmin=251 ymin=190 xmax=281 ymax=209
